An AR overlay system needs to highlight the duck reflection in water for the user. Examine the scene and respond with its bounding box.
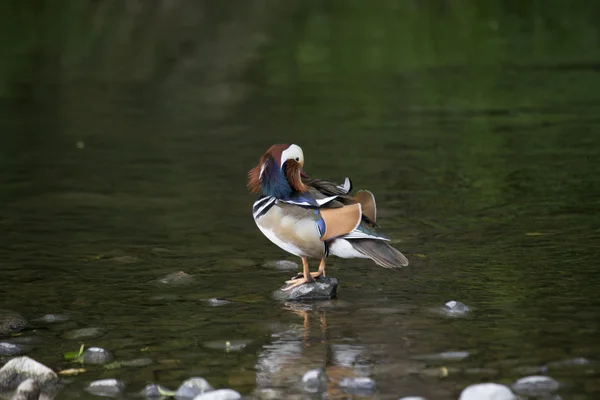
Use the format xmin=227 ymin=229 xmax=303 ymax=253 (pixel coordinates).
xmin=254 ymin=301 xmax=375 ymax=399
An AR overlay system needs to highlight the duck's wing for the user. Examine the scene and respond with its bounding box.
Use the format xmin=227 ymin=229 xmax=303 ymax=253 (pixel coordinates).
xmin=302 ymin=175 xmax=378 ymax=226
xmin=302 ymin=176 xmax=353 ymax=196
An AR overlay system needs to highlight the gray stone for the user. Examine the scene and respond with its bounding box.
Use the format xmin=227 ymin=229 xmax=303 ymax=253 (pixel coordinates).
xmin=201 ymin=298 xmax=231 ymax=307
xmin=62 ymin=327 xmax=106 ymax=340
xmin=82 ymin=347 xmax=114 ymax=365
xmin=272 ymin=276 xmax=338 ymax=301
xmin=142 ymin=384 xmax=175 ymax=398
xmin=175 ymin=377 xmax=213 ymax=398
xmin=253 ymin=388 xmax=284 ymax=399
xmin=412 ymin=351 xmax=470 ymax=362
xmin=263 ymin=260 xmax=299 ymax=271
xmin=121 ymin=358 xmax=153 ymax=367
xmin=10 ymin=378 xmax=40 ymax=400
xmin=338 ymin=377 xmax=376 ymax=394
xmin=157 ymin=271 xmax=195 ymax=285
xmin=301 ymin=368 xmax=327 ymax=393
xmin=0 ymin=356 xmax=58 ymax=392
xmin=203 ymin=340 xmax=251 ymax=352
xmin=459 ymin=383 xmax=516 ymax=400
xmin=0 ymin=310 xmax=27 ymax=336
xmin=32 ymin=314 xmax=70 ymax=324
xmin=85 ymin=379 xmax=125 ymax=397
xmin=398 ymin=397 xmax=426 ymax=400
xmin=439 ymin=300 xmax=470 ymax=317
xmin=0 ymin=342 xmax=32 ymax=357
xmin=512 ymin=375 xmax=559 ymax=396
xmin=547 ymin=357 xmax=592 ymax=369
xmin=193 ymin=389 xmax=242 ymax=400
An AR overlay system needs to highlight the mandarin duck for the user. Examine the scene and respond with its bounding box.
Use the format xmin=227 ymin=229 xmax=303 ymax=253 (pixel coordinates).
xmin=248 ymin=144 xmax=409 ymax=291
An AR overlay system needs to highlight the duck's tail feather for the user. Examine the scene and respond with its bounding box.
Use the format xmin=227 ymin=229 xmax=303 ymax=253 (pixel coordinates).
xmin=350 ymin=239 xmax=409 ymax=268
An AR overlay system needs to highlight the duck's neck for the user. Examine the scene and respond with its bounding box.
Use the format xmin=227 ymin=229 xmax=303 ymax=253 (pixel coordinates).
xmin=261 ymin=159 xmax=293 ymax=199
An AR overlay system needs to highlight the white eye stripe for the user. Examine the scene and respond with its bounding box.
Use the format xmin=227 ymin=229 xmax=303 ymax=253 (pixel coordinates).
xmin=280 ymin=144 xmax=304 ymax=167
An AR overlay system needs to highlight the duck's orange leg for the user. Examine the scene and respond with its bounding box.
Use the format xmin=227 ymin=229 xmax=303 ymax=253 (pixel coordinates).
xmin=283 ymin=257 xmax=315 ymax=291
xmin=288 ymin=257 xmax=327 ymax=281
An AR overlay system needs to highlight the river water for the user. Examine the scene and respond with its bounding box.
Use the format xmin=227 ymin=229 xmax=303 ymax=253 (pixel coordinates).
xmin=1 ymin=2 xmax=600 ymax=399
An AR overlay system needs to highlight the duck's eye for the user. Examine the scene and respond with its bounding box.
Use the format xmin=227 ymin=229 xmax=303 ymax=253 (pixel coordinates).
xmin=295 ymin=157 xmax=300 ymax=162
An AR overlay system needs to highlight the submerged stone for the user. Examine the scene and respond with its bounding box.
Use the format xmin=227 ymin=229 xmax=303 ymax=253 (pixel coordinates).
xmin=32 ymin=314 xmax=70 ymax=324
xmin=338 ymin=377 xmax=376 ymax=394
xmin=203 ymin=340 xmax=252 ymax=352
xmin=142 ymin=383 xmax=175 ymax=398
xmin=263 ymin=260 xmax=299 ymax=271
xmin=201 ymin=298 xmax=231 ymax=307
xmin=512 ymin=375 xmax=559 ymax=396
xmin=459 ymin=383 xmax=516 ymax=400
xmin=156 ymin=271 xmax=195 ymax=285
xmin=85 ymin=379 xmax=125 ymax=397
xmin=272 ymin=276 xmax=338 ymax=301
xmin=174 ymin=377 xmax=213 ymax=398
xmin=302 ymin=368 xmax=327 ymax=393
xmin=438 ymin=300 xmax=470 ymax=317
xmin=0 ymin=310 xmax=27 ymax=336
xmin=62 ymin=327 xmax=106 ymax=340
xmin=0 ymin=342 xmax=32 ymax=356
xmin=122 ymin=358 xmax=153 ymax=367
xmin=193 ymin=389 xmax=242 ymax=400
xmin=412 ymin=351 xmax=470 ymax=362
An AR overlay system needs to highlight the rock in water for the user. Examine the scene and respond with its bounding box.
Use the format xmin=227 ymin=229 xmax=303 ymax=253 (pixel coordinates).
xmin=0 ymin=310 xmax=27 ymax=336
xmin=174 ymin=377 xmax=213 ymax=398
xmin=11 ymin=378 xmax=40 ymax=400
xmin=0 ymin=342 xmax=31 ymax=356
xmin=440 ymin=300 xmax=470 ymax=317
xmin=512 ymin=375 xmax=560 ymax=396
xmin=0 ymin=356 xmax=58 ymax=393
xmin=338 ymin=377 xmax=376 ymax=394
xmin=459 ymin=383 xmax=516 ymax=400
xmin=85 ymin=379 xmax=125 ymax=397
xmin=302 ymin=368 xmax=327 ymax=393
xmin=193 ymin=389 xmax=242 ymax=400
xmin=272 ymin=277 xmax=338 ymax=301
xmin=82 ymin=347 xmax=114 ymax=365
xmin=142 ymin=383 xmax=174 ymax=398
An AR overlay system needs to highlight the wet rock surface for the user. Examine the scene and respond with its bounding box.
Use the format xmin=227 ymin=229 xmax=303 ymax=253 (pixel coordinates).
xmin=459 ymin=383 xmax=516 ymax=400
xmin=11 ymin=378 xmax=41 ymax=400
xmin=0 ymin=356 xmax=58 ymax=394
xmin=512 ymin=375 xmax=560 ymax=396
xmin=301 ymin=368 xmax=327 ymax=393
xmin=82 ymin=346 xmax=114 ymax=364
xmin=156 ymin=271 xmax=196 ymax=285
xmin=174 ymin=377 xmax=214 ymax=398
xmin=338 ymin=376 xmax=376 ymax=394
xmin=0 ymin=342 xmax=32 ymax=356
xmin=85 ymin=379 xmax=125 ymax=397
xmin=32 ymin=314 xmax=70 ymax=324
xmin=62 ymin=327 xmax=106 ymax=340
xmin=263 ymin=260 xmax=299 ymax=271
xmin=272 ymin=276 xmax=338 ymax=301
xmin=142 ymin=383 xmax=174 ymax=398
xmin=0 ymin=310 xmax=28 ymax=336
xmin=193 ymin=389 xmax=242 ymax=400
xmin=437 ymin=300 xmax=470 ymax=317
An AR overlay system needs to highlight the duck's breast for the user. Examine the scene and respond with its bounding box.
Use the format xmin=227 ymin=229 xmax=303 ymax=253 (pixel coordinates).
xmin=255 ymin=203 xmax=325 ymax=258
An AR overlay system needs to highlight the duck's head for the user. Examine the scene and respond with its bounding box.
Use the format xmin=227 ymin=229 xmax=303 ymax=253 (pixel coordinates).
xmin=248 ymin=143 xmax=309 ymax=198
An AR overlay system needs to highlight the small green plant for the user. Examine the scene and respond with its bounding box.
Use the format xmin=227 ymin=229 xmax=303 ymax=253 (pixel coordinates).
xmin=63 ymin=344 xmax=85 ymax=361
